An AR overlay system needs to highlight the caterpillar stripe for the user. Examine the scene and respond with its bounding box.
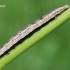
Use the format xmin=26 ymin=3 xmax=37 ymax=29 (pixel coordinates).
xmin=0 ymin=5 xmax=69 ymax=57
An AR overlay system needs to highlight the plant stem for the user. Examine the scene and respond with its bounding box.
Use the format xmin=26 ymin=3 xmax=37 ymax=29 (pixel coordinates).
xmin=0 ymin=8 xmax=70 ymax=69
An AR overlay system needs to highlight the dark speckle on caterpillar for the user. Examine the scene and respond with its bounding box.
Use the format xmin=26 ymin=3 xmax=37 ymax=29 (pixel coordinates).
xmin=0 ymin=5 xmax=69 ymax=57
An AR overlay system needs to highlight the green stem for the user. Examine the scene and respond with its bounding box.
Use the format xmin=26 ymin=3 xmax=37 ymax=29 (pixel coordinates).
xmin=0 ymin=8 xmax=70 ymax=69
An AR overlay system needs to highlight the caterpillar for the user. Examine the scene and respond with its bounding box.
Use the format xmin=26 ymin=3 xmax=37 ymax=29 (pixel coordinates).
xmin=0 ymin=5 xmax=69 ymax=57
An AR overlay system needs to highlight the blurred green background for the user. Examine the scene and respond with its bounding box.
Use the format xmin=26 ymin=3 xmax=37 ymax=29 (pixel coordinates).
xmin=0 ymin=0 xmax=70 ymax=70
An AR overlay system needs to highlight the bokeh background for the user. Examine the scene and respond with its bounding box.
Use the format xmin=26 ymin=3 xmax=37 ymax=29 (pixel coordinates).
xmin=0 ymin=0 xmax=70 ymax=70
